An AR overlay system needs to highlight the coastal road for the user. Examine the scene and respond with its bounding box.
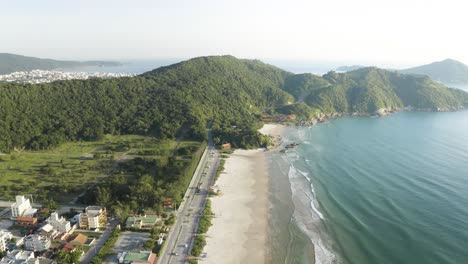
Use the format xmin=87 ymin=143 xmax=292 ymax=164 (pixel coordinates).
xmin=157 ymin=128 xmax=220 ymax=264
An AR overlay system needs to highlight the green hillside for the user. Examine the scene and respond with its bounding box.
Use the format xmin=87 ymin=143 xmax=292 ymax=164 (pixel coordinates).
xmin=0 ymin=55 xmax=466 ymax=153
xmin=303 ymin=67 xmax=466 ymax=114
xmin=0 ymin=56 xmax=293 ymax=152
xmin=0 ymin=53 xmax=122 ymax=74
xmin=401 ymin=59 xmax=468 ymax=84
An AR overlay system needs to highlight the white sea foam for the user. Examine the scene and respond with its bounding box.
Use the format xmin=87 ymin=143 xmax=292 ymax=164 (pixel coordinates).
xmin=286 ymin=162 xmax=337 ymax=264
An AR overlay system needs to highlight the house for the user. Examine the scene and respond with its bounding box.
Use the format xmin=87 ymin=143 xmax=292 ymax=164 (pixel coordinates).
xmin=79 ymin=206 xmax=107 ymax=230
xmin=221 ymin=143 xmax=231 ymax=149
xmin=46 ymin=212 xmax=71 ymax=233
xmin=39 ymin=224 xmax=56 ymax=238
xmin=11 ymin=195 xmax=36 ymax=217
xmin=69 ymin=233 xmax=88 ymax=246
xmin=0 ymin=230 xmax=13 ymax=251
xmin=0 ymin=250 xmax=34 ymax=264
xmin=59 ymin=243 xmax=75 ymax=253
xmin=162 ymin=198 xmax=173 ymax=209
xmin=118 ymin=251 xmax=156 ymax=264
xmin=24 ymin=234 xmax=51 ymax=252
xmin=125 ymin=215 xmax=158 ymax=229
xmin=15 ymin=217 xmax=38 ymax=227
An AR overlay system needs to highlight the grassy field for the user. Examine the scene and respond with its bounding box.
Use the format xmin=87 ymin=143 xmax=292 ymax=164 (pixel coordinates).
xmin=0 ymin=134 xmax=201 ymax=203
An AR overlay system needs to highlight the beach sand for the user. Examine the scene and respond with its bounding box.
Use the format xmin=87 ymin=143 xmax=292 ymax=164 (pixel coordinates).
xmin=204 ymin=124 xmax=284 ymax=264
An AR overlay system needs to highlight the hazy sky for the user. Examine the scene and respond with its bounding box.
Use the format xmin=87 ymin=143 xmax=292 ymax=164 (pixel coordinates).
xmin=1 ymin=0 xmax=467 ymax=66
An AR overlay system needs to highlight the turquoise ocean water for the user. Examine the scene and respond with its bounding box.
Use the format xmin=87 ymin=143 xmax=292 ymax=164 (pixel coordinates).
xmin=273 ymin=111 xmax=468 ymax=264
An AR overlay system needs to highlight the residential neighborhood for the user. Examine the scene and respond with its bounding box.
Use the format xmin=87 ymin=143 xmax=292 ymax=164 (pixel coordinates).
xmin=0 ymin=195 xmax=179 ymax=264
xmin=0 ymin=70 xmax=135 ymax=84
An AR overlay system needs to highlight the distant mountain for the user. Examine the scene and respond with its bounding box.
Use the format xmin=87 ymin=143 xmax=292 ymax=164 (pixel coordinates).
xmin=286 ymin=67 xmax=468 ymax=114
xmin=336 ymin=65 xmax=366 ymax=72
xmin=0 ymin=53 xmax=122 ymax=74
xmin=401 ymin=59 xmax=468 ymax=84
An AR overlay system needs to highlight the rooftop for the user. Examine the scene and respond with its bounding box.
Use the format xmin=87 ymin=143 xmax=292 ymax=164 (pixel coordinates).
xmin=124 ymin=252 xmax=152 ymax=261
xmin=70 ymin=234 xmax=88 ymax=245
xmin=40 ymin=224 xmax=54 ymax=233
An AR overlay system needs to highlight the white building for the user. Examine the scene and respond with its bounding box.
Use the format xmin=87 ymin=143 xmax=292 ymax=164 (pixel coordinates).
xmin=79 ymin=206 xmax=106 ymax=230
xmin=0 ymin=230 xmax=12 ymax=251
xmin=0 ymin=250 xmax=34 ymax=264
xmin=46 ymin=212 xmax=71 ymax=233
xmin=24 ymin=234 xmax=51 ymax=252
xmin=11 ymin=196 xmax=36 ymax=217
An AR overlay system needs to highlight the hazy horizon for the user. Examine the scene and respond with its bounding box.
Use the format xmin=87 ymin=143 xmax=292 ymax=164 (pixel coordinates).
xmin=2 ymin=0 xmax=467 ymax=67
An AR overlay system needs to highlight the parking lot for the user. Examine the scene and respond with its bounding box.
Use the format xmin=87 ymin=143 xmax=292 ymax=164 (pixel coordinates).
xmin=102 ymin=231 xmax=152 ymax=264
xmin=113 ymin=231 xmax=151 ymax=251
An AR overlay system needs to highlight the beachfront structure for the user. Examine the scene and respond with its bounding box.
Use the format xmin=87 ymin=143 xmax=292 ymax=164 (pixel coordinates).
xmin=0 ymin=250 xmax=34 ymax=264
xmin=0 ymin=230 xmax=13 ymax=251
xmin=11 ymin=195 xmax=36 ymax=217
xmin=24 ymin=234 xmax=51 ymax=252
xmin=46 ymin=212 xmax=71 ymax=233
xmin=79 ymin=206 xmax=107 ymax=229
xmin=125 ymin=215 xmax=158 ymax=229
xmin=117 ymin=251 xmax=156 ymax=264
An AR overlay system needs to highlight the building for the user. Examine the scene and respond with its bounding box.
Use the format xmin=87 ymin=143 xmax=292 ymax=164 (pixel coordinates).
xmin=24 ymin=235 xmax=51 ymax=252
xmin=118 ymin=251 xmax=156 ymax=264
xmin=26 ymin=257 xmax=57 ymax=264
xmin=15 ymin=217 xmax=38 ymax=227
xmin=221 ymin=143 xmax=231 ymax=149
xmin=125 ymin=215 xmax=158 ymax=229
xmin=0 ymin=250 xmax=34 ymax=264
xmin=79 ymin=206 xmax=107 ymax=230
xmin=11 ymin=196 xmax=36 ymax=217
xmin=162 ymin=198 xmax=173 ymax=209
xmin=46 ymin=212 xmax=71 ymax=233
xmin=69 ymin=234 xmax=90 ymax=246
xmin=0 ymin=230 xmax=13 ymax=251
xmin=38 ymin=224 xmax=56 ymax=238
xmin=59 ymin=243 xmax=75 ymax=253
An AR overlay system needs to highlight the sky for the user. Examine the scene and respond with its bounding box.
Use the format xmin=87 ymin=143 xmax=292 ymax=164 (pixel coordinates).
xmin=1 ymin=0 xmax=467 ymax=67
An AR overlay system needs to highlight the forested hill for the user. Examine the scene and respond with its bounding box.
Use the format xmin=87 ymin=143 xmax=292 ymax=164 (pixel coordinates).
xmin=287 ymin=67 xmax=468 ymax=114
xmin=0 ymin=53 xmax=122 ymax=74
xmin=0 ymin=56 xmax=467 ymax=152
xmin=0 ymin=56 xmax=293 ymax=152
xmin=401 ymin=59 xmax=468 ymax=84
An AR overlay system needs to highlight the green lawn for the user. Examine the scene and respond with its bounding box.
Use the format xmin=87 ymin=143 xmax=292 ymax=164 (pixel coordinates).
xmin=0 ymin=135 xmax=200 ymax=203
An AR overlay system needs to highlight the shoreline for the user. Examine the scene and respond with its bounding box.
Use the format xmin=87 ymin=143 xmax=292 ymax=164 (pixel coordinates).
xmin=203 ymin=124 xmax=285 ymax=264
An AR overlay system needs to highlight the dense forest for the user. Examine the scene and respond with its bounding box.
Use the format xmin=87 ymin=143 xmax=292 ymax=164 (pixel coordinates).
xmin=0 ymin=55 xmax=467 ymax=153
xmin=0 ymin=53 xmax=122 ymax=74
xmin=293 ymin=67 xmax=467 ymax=114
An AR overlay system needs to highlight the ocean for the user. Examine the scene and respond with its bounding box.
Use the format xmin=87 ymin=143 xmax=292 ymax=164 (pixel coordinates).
xmin=60 ymin=59 xmax=183 ymax=74
xmin=60 ymin=59 xmax=338 ymax=75
xmin=270 ymin=111 xmax=468 ymax=264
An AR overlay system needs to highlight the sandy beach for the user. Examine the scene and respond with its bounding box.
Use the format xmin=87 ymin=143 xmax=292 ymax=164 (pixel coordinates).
xmin=203 ymin=124 xmax=284 ymax=264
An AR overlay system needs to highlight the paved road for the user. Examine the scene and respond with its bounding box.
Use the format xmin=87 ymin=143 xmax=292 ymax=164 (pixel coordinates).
xmin=157 ymin=129 xmax=220 ymax=264
xmin=79 ymin=218 xmax=120 ymax=264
